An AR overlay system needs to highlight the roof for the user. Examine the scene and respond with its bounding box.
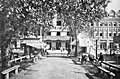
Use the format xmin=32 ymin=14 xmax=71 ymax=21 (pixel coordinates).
xmin=100 ymin=17 xmax=120 ymax=22
xmin=44 ymin=36 xmax=70 ymax=41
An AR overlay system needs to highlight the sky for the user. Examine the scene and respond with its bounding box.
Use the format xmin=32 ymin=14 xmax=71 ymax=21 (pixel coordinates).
xmin=106 ymin=0 xmax=120 ymax=12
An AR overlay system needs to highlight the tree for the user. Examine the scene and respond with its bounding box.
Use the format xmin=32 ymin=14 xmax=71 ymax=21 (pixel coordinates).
xmin=0 ymin=0 xmax=110 ymax=75
xmin=57 ymin=0 xmax=110 ymax=57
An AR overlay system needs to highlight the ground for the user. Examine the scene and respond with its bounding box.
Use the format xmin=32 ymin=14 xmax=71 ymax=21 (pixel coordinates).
xmin=10 ymin=57 xmax=90 ymax=79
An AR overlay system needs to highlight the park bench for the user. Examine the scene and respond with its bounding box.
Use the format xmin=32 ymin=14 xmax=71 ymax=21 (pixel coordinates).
xmin=97 ymin=66 xmax=115 ymax=79
xmin=101 ymin=61 xmax=120 ymax=71
xmin=1 ymin=65 xmax=20 ymax=79
xmin=91 ymin=61 xmax=115 ymax=79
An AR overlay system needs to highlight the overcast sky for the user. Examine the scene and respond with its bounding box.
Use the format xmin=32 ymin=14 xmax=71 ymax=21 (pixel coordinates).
xmin=106 ymin=0 xmax=120 ymax=12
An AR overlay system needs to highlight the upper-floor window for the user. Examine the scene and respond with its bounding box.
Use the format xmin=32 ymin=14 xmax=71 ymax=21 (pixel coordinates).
xmin=91 ymin=23 xmax=94 ymax=26
xmin=114 ymin=33 xmax=116 ymax=36
xmin=57 ymin=32 xmax=60 ymax=36
xmin=109 ymin=22 xmax=113 ymax=26
xmin=67 ymin=32 xmax=70 ymax=36
xmin=100 ymin=23 xmax=103 ymax=26
xmin=100 ymin=42 xmax=107 ymax=50
xmin=119 ymin=22 xmax=120 ymax=26
xmin=57 ymin=21 xmax=62 ymax=26
xmin=109 ymin=33 xmax=112 ymax=36
xmin=47 ymin=32 xmax=51 ymax=36
xmin=104 ymin=23 xmax=108 ymax=26
xmin=100 ymin=33 xmax=103 ymax=36
xmin=114 ymin=22 xmax=117 ymax=26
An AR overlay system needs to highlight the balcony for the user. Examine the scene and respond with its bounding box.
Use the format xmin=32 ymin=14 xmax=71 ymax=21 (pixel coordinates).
xmin=43 ymin=36 xmax=70 ymax=41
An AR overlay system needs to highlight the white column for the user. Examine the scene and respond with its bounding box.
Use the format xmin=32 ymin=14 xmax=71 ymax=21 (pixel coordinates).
xmin=61 ymin=42 xmax=65 ymax=49
xmin=52 ymin=42 xmax=56 ymax=49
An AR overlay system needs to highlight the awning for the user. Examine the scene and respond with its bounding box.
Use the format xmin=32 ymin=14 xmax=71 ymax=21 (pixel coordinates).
xmin=21 ymin=39 xmax=47 ymax=49
xmin=26 ymin=42 xmax=48 ymax=49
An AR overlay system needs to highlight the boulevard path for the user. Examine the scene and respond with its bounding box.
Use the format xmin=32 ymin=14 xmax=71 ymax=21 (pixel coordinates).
xmin=11 ymin=57 xmax=90 ymax=79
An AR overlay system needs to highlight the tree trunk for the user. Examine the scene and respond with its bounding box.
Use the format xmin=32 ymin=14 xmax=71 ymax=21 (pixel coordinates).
xmin=1 ymin=46 xmax=8 ymax=70
xmin=74 ymin=29 xmax=78 ymax=57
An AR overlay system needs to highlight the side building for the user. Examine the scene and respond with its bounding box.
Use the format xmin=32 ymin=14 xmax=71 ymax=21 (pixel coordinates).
xmin=91 ymin=10 xmax=120 ymax=55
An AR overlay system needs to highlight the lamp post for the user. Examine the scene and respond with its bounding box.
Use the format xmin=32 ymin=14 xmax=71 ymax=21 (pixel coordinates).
xmin=96 ymin=39 xmax=98 ymax=59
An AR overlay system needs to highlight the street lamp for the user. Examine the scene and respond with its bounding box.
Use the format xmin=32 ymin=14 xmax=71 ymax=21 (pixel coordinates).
xmin=96 ymin=39 xmax=98 ymax=59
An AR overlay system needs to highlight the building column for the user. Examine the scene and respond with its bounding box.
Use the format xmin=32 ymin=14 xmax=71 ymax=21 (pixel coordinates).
xmin=51 ymin=41 xmax=56 ymax=50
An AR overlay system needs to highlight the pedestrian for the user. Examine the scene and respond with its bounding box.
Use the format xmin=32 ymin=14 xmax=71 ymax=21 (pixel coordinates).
xmin=67 ymin=48 xmax=71 ymax=56
xmin=89 ymin=54 xmax=94 ymax=62
xmin=98 ymin=52 xmax=104 ymax=65
xmin=60 ymin=47 xmax=63 ymax=52
xmin=98 ymin=52 xmax=104 ymax=62
xmin=84 ymin=55 xmax=87 ymax=64
xmin=81 ymin=55 xmax=86 ymax=64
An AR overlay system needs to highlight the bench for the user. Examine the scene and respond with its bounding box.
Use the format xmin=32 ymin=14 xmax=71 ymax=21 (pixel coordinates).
xmin=91 ymin=61 xmax=115 ymax=79
xmin=101 ymin=61 xmax=120 ymax=71
xmin=97 ymin=66 xmax=115 ymax=79
xmin=1 ymin=65 xmax=20 ymax=79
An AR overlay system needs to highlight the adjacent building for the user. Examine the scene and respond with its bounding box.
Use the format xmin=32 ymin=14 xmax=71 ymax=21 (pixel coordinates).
xmin=91 ymin=10 xmax=120 ymax=54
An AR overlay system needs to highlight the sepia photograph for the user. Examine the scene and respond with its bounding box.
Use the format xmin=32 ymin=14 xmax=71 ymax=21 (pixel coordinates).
xmin=0 ymin=0 xmax=120 ymax=79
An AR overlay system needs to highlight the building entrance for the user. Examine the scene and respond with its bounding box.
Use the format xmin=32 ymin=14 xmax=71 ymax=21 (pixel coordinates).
xmin=56 ymin=41 xmax=61 ymax=50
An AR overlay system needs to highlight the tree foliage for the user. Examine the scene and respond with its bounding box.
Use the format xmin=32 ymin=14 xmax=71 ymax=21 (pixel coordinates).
xmin=0 ymin=0 xmax=110 ymax=35
xmin=0 ymin=0 xmax=111 ymax=69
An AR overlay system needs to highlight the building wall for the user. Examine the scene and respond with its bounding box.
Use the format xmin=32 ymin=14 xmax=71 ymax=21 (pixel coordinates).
xmin=92 ymin=14 xmax=120 ymax=54
xmin=44 ymin=13 xmax=71 ymax=51
xmin=61 ymin=32 xmax=67 ymax=36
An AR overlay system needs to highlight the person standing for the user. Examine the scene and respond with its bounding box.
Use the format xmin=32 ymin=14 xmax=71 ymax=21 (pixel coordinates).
xmin=98 ymin=52 xmax=104 ymax=66
xmin=98 ymin=52 xmax=104 ymax=62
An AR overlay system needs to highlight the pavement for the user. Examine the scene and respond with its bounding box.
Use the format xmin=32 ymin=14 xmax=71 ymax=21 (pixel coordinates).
xmin=10 ymin=57 xmax=91 ymax=79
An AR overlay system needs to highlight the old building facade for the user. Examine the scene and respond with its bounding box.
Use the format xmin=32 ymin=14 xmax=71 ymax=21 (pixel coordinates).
xmin=91 ymin=10 xmax=120 ymax=54
xmin=43 ymin=14 xmax=71 ymax=51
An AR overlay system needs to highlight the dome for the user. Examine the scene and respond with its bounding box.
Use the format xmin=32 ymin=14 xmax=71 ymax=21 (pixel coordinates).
xmin=109 ymin=10 xmax=116 ymax=17
xmin=116 ymin=10 xmax=120 ymax=17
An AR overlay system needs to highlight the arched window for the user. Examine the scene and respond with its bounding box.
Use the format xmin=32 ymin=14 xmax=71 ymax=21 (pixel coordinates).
xmin=109 ymin=22 xmax=113 ymax=26
xmin=114 ymin=22 xmax=117 ymax=26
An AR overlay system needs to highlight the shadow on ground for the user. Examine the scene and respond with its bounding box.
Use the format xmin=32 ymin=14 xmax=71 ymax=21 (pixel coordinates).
xmin=71 ymin=59 xmax=102 ymax=79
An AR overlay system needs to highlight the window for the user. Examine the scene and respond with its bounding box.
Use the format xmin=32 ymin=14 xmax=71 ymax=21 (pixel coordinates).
xmin=109 ymin=33 xmax=112 ymax=36
xmin=109 ymin=22 xmax=113 ymax=26
xmin=109 ymin=43 xmax=114 ymax=49
xmin=100 ymin=42 xmax=107 ymax=50
xmin=47 ymin=32 xmax=51 ymax=36
xmin=104 ymin=23 xmax=108 ymax=26
xmin=100 ymin=33 xmax=103 ymax=36
xmin=57 ymin=21 xmax=61 ymax=26
xmin=47 ymin=42 xmax=51 ymax=50
xmin=119 ymin=22 xmax=120 ymax=26
xmin=114 ymin=33 xmax=116 ymax=36
xmin=114 ymin=22 xmax=117 ymax=26
xmin=67 ymin=32 xmax=70 ymax=36
xmin=91 ymin=23 xmax=94 ymax=26
xmin=57 ymin=32 xmax=60 ymax=36
xmin=118 ymin=33 xmax=120 ymax=36
xmin=100 ymin=23 xmax=103 ymax=26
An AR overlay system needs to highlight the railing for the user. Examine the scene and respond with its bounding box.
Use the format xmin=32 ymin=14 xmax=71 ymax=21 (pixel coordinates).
xmin=1 ymin=65 xmax=20 ymax=79
xmin=8 ymin=55 xmax=29 ymax=66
